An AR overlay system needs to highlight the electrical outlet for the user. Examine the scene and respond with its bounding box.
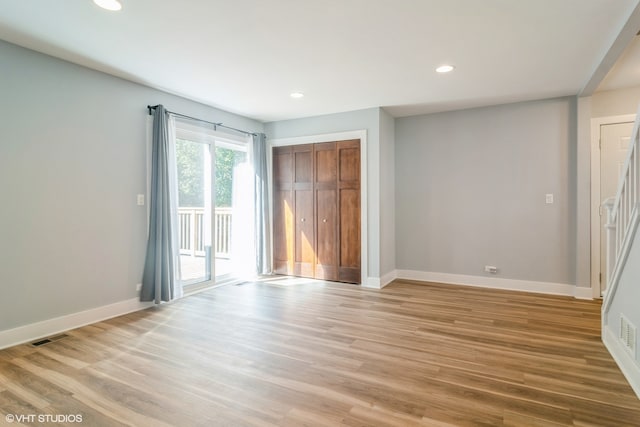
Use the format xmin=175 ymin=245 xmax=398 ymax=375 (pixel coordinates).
xmin=484 ymin=265 xmax=498 ymax=274
xmin=545 ymin=193 xmax=554 ymax=204
xmin=137 ymin=194 xmax=145 ymax=206
xmin=136 ymin=283 xmax=142 ymax=292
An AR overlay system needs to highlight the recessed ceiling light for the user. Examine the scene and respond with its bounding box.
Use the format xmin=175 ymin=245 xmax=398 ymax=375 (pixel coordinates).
xmin=290 ymin=92 xmax=304 ymax=99
xmin=93 ymin=0 xmax=122 ymax=11
xmin=436 ymin=65 xmax=455 ymax=73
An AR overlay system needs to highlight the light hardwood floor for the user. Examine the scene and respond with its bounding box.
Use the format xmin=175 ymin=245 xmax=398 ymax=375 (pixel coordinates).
xmin=1 ymin=278 xmax=639 ymax=426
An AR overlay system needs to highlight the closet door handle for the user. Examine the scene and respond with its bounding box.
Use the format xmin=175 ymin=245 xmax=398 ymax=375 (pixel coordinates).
xmin=301 ymin=218 xmax=306 ymax=222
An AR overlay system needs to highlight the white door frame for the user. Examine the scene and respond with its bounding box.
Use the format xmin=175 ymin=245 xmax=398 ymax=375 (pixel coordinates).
xmin=269 ymin=130 xmax=368 ymax=286
xmin=590 ymin=114 xmax=635 ymax=297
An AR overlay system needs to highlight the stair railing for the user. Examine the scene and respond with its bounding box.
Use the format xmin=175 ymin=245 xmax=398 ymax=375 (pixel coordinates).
xmin=602 ymin=105 xmax=640 ymax=314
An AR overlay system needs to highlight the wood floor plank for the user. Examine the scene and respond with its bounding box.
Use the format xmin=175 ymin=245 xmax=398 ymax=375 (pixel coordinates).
xmin=1 ymin=279 xmax=639 ymax=426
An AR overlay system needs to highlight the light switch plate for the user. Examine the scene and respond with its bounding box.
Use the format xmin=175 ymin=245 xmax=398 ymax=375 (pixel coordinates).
xmin=137 ymin=194 xmax=145 ymax=206
xmin=545 ymin=194 xmax=554 ymax=204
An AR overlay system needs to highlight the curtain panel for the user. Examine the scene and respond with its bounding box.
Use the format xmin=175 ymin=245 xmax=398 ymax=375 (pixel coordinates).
xmin=252 ymin=133 xmax=272 ymax=275
xmin=141 ymin=105 xmax=183 ymax=303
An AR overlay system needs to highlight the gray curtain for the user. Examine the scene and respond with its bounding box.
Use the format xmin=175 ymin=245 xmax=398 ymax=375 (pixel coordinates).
xmin=141 ymin=105 xmax=182 ymax=303
xmin=252 ymin=133 xmax=271 ymax=275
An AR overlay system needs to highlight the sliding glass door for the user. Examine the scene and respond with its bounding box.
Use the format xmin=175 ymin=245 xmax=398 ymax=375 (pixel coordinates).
xmin=176 ymin=137 xmax=213 ymax=285
xmin=214 ymin=143 xmax=251 ymax=280
xmin=174 ymin=121 xmax=252 ymax=289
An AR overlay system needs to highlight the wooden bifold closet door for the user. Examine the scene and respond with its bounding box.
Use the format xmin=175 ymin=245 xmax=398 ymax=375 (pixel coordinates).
xmin=273 ymin=140 xmax=360 ymax=284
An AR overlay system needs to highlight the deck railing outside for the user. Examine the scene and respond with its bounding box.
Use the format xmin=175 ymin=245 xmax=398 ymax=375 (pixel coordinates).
xmin=178 ymin=207 xmax=232 ymax=259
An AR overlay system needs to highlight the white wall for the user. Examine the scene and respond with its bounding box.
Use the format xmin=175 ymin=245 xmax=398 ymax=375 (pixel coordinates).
xmin=592 ymin=85 xmax=640 ymax=118
xmin=395 ymin=98 xmax=577 ymax=288
xmin=575 ymin=96 xmax=592 ymax=291
xmin=0 ymin=41 xmax=263 ymax=337
xmin=265 ymin=108 xmax=384 ymax=282
xmin=379 ymin=108 xmax=396 ymax=280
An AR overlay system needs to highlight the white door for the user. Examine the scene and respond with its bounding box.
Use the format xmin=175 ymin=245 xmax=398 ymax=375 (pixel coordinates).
xmin=600 ymin=121 xmax=634 ymax=294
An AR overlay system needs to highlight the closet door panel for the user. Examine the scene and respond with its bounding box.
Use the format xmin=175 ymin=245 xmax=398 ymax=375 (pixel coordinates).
xmin=294 ymin=190 xmax=314 ymax=278
xmin=294 ymin=147 xmax=313 ymax=185
xmin=272 ymin=147 xmax=293 ymax=275
xmin=273 ymin=189 xmax=293 ymax=274
xmin=337 ymin=140 xmax=361 ymax=283
xmin=315 ymin=189 xmax=337 ymax=280
xmin=274 ymin=148 xmax=292 ymax=184
xmin=292 ymin=145 xmax=314 ymax=278
xmin=314 ymin=142 xmax=338 ymax=280
xmin=338 ymin=188 xmax=360 ymax=282
xmin=339 ymin=146 xmax=359 ymax=182
xmin=315 ymin=143 xmax=337 ymax=183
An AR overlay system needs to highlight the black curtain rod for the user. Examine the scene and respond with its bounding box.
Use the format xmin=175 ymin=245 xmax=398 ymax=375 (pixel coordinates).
xmin=147 ymin=105 xmax=257 ymax=137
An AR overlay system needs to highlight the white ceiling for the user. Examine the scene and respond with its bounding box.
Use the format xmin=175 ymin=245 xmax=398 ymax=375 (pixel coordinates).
xmin=0 ymin=0 xmax=638 ymax=122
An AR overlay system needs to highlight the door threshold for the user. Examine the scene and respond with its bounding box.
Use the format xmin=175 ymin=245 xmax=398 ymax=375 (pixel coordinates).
xmin=256 ymin=275 xmax=357 ymax=287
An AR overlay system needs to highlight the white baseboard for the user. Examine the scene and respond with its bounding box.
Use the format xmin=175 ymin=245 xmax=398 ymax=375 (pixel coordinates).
xmin=603 ymin=324 xmax=640 ymax=399
xmin=362 ymin=277 xmax=381 ymax=289
xmin=395 ymin=270 xmax=590 ymax=299
xmin=380 ymin=270 xmax=397 ymax=288
xmin=0 ymin=298 xmax=153 ymax=350
xmin=362 ymin=270 xmax=398 ymax=289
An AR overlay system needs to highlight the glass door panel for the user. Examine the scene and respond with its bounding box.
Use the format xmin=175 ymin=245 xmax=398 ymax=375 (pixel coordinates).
xmin=174 ymin=131 xmax=253 ymax=287
xmin=215 ymin=144 xmax=252 ymax=279
xmin=176 ymin=138 xmax=213 ymax=285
